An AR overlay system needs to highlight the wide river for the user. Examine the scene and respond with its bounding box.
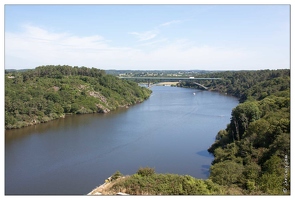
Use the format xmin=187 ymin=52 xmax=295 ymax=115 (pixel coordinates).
xmin=5 ymin=86 xmax=238 ymax=195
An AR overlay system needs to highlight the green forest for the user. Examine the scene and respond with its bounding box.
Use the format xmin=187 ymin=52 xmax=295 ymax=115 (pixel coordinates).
xmin=101 ymin=69 xmax=290 ymax=195
xmin=5 ymin=65 xmax=152 ymax=129
xmin=205 ymin=69 xmax=290 ymax=194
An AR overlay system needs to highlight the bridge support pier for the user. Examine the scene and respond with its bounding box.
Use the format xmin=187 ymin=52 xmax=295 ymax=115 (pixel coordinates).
xmin=193 ymin=82 xmax=208 ymax=90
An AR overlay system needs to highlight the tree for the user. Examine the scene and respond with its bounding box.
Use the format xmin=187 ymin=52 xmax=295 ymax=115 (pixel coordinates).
xmin=137 ymin=167 xmax=155 ymax=177
xmin=259 ymin=155 xmax=287 ymax=195
xmin=210 ymin=160 xmax=244 ymax=186
xmin=230 ymin=101 xmax=261 ymax=141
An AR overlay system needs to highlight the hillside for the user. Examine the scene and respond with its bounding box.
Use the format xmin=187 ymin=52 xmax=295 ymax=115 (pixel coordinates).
xmin=5 ymin=65 xmax=152 ymax=129
xmin=206 ymin=70 xmax=290 ymax=195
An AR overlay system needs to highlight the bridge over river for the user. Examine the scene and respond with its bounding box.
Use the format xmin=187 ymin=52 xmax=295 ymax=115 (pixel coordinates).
xmin=118 ymin=76 xmax=222 ymax=89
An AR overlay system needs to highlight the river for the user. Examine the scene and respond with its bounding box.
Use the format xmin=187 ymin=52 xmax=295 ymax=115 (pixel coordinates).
xmin=5 ymin=86 xmax=238 ymax=195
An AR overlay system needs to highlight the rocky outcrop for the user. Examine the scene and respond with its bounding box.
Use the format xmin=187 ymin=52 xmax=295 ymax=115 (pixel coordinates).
xmin=89 ymin=91 xmax=108 ymax=104
xmin=88 ymin=177 xmax=128 ymax=195
xmin=96 ymin=104 xmax=111 ymax=113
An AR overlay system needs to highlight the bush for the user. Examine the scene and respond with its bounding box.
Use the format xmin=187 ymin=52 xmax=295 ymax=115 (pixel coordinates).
xmin=136 ymin=167 xmax=155 ymax=177
xmin=111 ymin=171 xmax=123 ymax=180
xmin=110 ymin=169 xmax=226 ymax=195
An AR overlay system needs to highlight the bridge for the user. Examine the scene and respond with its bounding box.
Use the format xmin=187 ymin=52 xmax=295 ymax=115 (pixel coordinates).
xmin=118 ymin=76 xmax=222 ymax=89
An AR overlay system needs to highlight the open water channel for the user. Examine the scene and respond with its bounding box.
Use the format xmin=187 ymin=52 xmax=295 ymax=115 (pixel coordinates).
xmin=5 ymin=86 xmax=238 ymax=195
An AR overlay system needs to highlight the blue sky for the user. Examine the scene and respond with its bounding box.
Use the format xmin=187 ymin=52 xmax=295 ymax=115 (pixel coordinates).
xmin=4 ymin=4 xmax=291 ymax=70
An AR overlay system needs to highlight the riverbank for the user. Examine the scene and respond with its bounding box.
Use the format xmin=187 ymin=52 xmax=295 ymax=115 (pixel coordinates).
xmin=5 ymin=65 xmax=152 ymax=130
xmin=5 ymin=99 xmax=147 ymax=130
xmin=155 ymin=81 xmax=179 ymax=86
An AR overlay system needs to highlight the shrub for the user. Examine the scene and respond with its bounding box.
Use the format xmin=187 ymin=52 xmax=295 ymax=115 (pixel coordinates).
xmin=111 ymin=171 xmax=123 ymax=180
xmin=136 ymin=167 xmax=155 ymax=177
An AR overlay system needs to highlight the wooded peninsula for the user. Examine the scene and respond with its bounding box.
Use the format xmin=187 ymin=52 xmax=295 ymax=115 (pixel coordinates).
xmin=5 ymin=65 xmax=152 ymax=129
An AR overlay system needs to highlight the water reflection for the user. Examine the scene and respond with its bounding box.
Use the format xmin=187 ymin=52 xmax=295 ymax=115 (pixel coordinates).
xmin=5 ymin=114 xmax=93 ymax=142
xmin=201 ymin=164 xmax=211 ymax=177
xmin=196 ymin=150 xmax=214 ymax=158
xmin=5 ymin=108 xmax=129 ymax=143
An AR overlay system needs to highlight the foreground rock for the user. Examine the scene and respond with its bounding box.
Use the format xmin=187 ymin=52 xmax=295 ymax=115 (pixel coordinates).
xmin=88 ymin=176 xmax=129 ymax=195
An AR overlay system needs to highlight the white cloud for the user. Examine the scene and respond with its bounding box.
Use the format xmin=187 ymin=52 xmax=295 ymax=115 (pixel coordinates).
xmin=5 ymin=25 xmax=128 ymax=68
xmin=128 ymin=30 xmax=158 ymax=41
xmin=129 ymin=20 xmax=181 ymax=42
xmin=5 ymin=24 xmax=288 ymax=70
xmin=158 ymin=20 xmax=181 ymax=27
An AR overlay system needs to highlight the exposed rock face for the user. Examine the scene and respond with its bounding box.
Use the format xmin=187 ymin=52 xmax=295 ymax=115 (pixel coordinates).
xmin=53 ymin=86 xmax=60 ymax=91
xmin=96 ymin=104 xmax=110 ymax=113
xmin=89 ymin=91 xmax=108 ymax=104
xmin=89 ymin=91 xmax=111 ymax=113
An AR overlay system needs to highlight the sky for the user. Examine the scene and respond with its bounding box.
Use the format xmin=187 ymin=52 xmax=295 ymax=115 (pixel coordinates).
xmin=4 ymin=3 xmax=291 ymax=71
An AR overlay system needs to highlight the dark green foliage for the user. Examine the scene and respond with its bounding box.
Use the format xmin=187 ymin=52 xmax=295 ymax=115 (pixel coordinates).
xmin=111 ymin=171 xmax=123 ymax=181
xmin=136 ymin=167 xmax=155 ymax=177
xmin=258 ymin=155 xmax=287 ymax=194
xmin=230 ymin=101 xmax=261 ymax=141
xmin=207 ymin=69 xmax=290 ymax=195
xmin=210 ymin=160 xmax=244 ymax=186
xmin=5 ymin=65 xmax=151 ymax=129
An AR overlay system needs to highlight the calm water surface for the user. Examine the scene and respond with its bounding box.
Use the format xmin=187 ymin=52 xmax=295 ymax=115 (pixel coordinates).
xmin=5 ymin=86 xmax=238 ymax=195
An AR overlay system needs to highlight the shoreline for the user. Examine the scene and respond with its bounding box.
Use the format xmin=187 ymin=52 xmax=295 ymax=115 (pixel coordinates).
xmin=4 ymin=98 xmax=149 ymax=130
xmin=155 ymin=81 xmax=179 ymax=86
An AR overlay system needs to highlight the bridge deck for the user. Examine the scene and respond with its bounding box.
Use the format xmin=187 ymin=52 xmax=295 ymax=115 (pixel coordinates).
xmin=118 ymin=77 xmax=221 ymax=80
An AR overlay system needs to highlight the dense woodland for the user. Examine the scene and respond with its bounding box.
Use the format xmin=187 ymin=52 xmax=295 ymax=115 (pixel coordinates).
xmin=5 ymin=65 xmax=152 ymax=129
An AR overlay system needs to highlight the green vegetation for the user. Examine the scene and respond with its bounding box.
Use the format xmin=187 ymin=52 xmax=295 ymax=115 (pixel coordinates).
xmin=205 ymin=69 xmax=290 ymax=195
xmin=5 ymin=65 xmax=151 ymax=129
xmin=108 ymin=167 xmax=227 ymax=195
xmin=110 ymin=171 xmax=123 ymax=181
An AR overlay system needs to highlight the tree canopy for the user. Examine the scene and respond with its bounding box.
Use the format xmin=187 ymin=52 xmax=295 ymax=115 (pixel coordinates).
xmin=5 ymin=65 xmax=152 ymax=129
xmin=206 ymin=69 xmax=290 ymax=194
